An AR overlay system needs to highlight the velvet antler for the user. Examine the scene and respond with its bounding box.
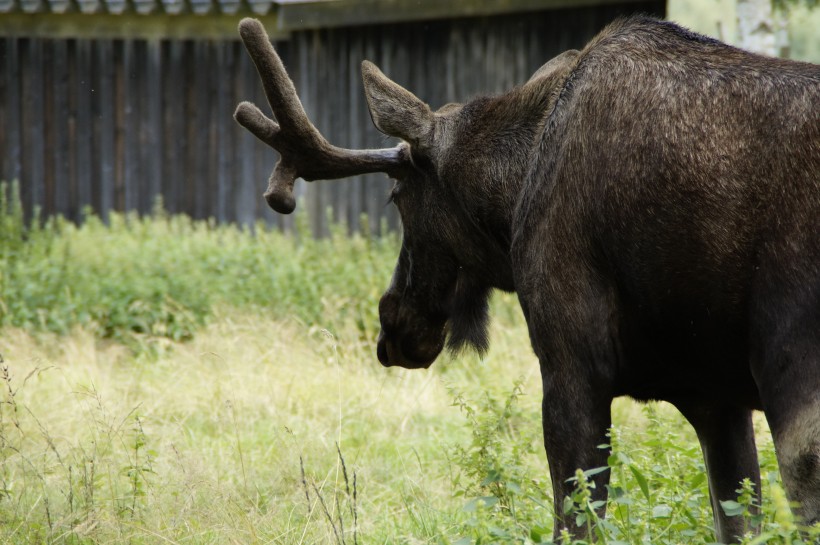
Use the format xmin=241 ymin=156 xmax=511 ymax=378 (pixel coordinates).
xmin=234 ymin=18 xmax=409 ymax=214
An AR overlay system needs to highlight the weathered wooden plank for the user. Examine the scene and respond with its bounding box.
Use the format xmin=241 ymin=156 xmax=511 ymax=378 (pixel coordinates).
xmin=144 ymin=38 xmax=163 ymax=212
xmin=468 ymin=20 xmax=486 ymax=97
xmin=512 ymin=16 xmax=527 ymax=85
xmin=207 ymin=42 xmax=219 ymax=221
xmin=20 ymin=38 xmax=45 ymax=220
xmin=75 ymin=39 xmax=93 ymax=217
xmin=492 ymin=18 xmax=512 ymax=92
xmin=203 ymin=42 xmax=218 ymax=220
xmin=215 ymin=40 xmax=232 ymax=223
xmin=96 ymin=38 xmax=115 ymax=221
xmin=162 ymin=39 xmax=184 ymax=215
xmin=89 ymin=39 xmax=102 ymax=217
xmin=5 ymin=37 xmax=22 ymax=185
xmin=0 ymin=39 xmax=7 ymax=184
xmin=405 ymin=23 xmax=424 ymax=104
xmin=41 ymin=40 xmax=55 ymax=216
xmin=425 ymin=20 xmax=447 ymax=105
xmin=199 ymin=41 xmax=214 ymax=220
xmin=444 ymin=23 xmax=460 ymax=101
xmin=0 ymin=38 xmax=23 ymax=187
xmin=526 ymin=13 xmax=542 ymax=82
xmin=66 ymin=39 xmax=79 ymax=219
xmin=121 ymin=39 xmax=139 ymax=212
xmin=113 ymin=39 xmax=125 ymax=211
xmin=132 ymin=40 xmax=149 ymax=213
xmin=184 ymin=41 xmax=204 ymax=218
xmin=187 ymin=39 xmax=201 ymax=218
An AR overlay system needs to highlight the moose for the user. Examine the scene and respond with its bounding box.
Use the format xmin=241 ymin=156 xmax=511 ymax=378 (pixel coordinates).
xmin=234 ymin=16 xmax=819 ymax=543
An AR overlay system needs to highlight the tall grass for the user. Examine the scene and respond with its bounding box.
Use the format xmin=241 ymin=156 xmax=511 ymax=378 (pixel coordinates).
xmin=3 ymin=316 xmax=816 ymax=544
xmin=2 ymin=181 xmax=818 ymax=544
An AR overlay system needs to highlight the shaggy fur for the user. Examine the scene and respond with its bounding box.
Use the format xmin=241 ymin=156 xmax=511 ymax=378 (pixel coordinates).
xmin=236 ymin=16 xmax=819 ymax=544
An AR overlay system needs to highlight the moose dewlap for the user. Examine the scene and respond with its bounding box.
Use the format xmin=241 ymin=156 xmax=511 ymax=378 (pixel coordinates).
xmin=234 ymin=16 xmax=820 ymax=544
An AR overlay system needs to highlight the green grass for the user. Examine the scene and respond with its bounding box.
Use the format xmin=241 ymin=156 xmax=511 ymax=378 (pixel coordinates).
xmin=1 ymin=183 xmax=819 ymax=544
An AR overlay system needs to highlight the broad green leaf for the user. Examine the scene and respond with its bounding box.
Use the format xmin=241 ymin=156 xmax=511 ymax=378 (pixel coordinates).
xmin=530 ymin=525 xmax=550 ymax=542
xmin=463 ymin=496 xmax=499 ymax=512
xmin=690 ymin=472 xmax=706 ymax=490
xmin=629 ymin=464 xmax=651 ymax=501
xmin=480 ymin=469 xmax=502 ymax=487
xmin=720 ymin=500 xmax=744 ymax=517
xmin=583 ymin=466 xmax=610 ymax=478
xmin=652 ymin=504 xmax=673 ymax=518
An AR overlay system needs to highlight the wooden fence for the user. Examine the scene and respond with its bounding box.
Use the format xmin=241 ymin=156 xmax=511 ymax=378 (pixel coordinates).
xmin=0 ymin=2 xmax=664 ymax=235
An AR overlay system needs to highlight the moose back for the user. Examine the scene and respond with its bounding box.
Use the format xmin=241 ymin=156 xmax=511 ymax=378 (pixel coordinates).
xmin=234 ymin=16 xmax=820 ymax=543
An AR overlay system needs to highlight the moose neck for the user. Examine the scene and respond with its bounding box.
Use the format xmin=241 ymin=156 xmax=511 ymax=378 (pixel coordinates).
xmin=443 ymin=80 xmax=566 ymax=292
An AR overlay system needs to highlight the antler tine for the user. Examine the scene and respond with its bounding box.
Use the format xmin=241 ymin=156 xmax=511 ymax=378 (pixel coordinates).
xmin=237 ymin=18 xmax=323 ymax=146
xmin=234 ymin=18 xmax=409 ymax=215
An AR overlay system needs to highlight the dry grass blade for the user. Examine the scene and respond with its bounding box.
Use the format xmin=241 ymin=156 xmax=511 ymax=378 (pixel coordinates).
xmin=335 ymin=443 xmax=359 ymax=545
xmin=311 ymin=480 xmax=343 ymax=545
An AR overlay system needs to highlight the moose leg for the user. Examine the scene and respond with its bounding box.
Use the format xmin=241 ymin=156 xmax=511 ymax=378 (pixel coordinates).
xmin=753 ymin=297 xmax=820 ymax=527
xmin=540 ymin=372 xmax=613 ymax=538
xmin=759 ymin=367 xmax=820 ymax=526
xmin=676 ymin=403 xmax=761 ymax=543
xmin=768 ymin=398 xmax=820 ymax=526
xmin=518 ymin=243 xmax=618 ymax=539
xmin=748 ymin=244 xmax=820 ymax=525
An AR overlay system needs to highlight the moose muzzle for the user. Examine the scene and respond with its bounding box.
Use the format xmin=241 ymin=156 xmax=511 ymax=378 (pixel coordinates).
xmin=376 ymin=292 xmax=447 ymax=369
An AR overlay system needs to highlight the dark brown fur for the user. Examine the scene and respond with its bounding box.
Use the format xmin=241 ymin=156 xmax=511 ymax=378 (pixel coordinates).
xmin=235 ymin=16 xmax=820 ymax=543
xmin=512 ymin=19 xmax=817 ymax=541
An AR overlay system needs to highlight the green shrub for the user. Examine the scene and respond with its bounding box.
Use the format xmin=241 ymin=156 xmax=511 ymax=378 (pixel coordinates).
xmin=0 ymin=181 xmax=399 ymax=352
xmin=447 ymin=393 xmax=820 ymax=545
xmin=448 ymin=381 xmax=552 ymax=544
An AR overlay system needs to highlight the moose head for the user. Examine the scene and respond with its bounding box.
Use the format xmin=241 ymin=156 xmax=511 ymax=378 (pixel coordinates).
xmin=234 ymin=18 xmax=576 ymax=369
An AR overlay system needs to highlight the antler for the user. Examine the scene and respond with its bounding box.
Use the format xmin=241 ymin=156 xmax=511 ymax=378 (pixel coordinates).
xmin=234 ymin=18 xmax=409 ymax=214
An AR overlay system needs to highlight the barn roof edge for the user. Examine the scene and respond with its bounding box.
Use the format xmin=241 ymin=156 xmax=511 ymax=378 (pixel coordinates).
xmin=0 ymin=0 xmax=659 ymax=39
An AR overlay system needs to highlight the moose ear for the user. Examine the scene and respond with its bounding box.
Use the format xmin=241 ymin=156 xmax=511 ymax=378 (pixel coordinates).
xmin=362 ymin=61 xmax=433 ymax=144
xmin=526 ymin=49 xmax=580 ymax=86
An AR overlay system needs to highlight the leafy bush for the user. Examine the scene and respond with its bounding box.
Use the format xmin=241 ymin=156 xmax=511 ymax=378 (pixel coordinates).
xmin=448 ymin=380 xmax=553 ymax=544
xmin=0 ymin=181 xmax=399 ymax=352
xmin=447 ymin=392 xmax=820 ymax=545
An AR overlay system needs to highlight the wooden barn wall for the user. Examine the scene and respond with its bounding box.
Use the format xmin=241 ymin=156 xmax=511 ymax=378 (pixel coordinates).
xmin=0 ymin=1 xmax=663 ymax=235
